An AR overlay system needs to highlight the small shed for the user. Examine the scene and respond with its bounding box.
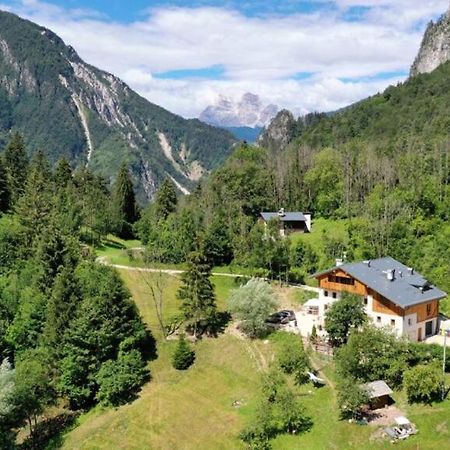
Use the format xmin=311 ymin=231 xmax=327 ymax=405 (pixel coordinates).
xmin=363 ymin=380 xmax=393 ymax=409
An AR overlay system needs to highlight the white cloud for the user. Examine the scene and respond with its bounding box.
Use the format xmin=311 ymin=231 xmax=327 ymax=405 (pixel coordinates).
xmin=0 ymin=0 xmax=445 ymax=118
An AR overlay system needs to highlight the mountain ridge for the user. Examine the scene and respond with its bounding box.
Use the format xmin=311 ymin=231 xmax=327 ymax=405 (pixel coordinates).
xmin=0 ymin=10 xmax=236 ymax=201
xmin=410 ymin=8 xmax=450 ymax=76
xmin=199 ymin=92 xmax=278 ymax=128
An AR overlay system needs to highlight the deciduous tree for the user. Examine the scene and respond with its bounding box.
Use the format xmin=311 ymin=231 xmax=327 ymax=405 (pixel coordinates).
xmin=325 ymin=293 xmax=366 ymax=347
xmin=228 ymin=279 xmax=278 ymax=338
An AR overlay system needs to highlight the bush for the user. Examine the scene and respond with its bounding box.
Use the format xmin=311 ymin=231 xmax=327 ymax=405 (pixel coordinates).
xmin=95 ymin=350 xmax=149 ymax=406
xmin=228 ymin=279 xmax=279 ymax=338
xmin=337 ymin=377 xmax=369 ymax=420
xmin=287 ymin=268 xmax=305 ymax=284
xmin=403 ymin=363 xmax=443 ymax=404
xmin=275 ymin=333 xmax=309 ymax=385
xmin=172 ymin=335 xmax=195 ymax=370
xmin=241 ymin=368 xmax=312 ymax=449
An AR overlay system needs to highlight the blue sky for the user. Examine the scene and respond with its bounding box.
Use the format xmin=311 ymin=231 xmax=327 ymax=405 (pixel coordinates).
xmin=0 ymin=0 xmax=447 ymax=119
xmin=14 ymin=1 xmax=339 ymax=21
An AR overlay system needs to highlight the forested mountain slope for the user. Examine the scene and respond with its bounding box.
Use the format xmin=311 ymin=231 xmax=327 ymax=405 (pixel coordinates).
xmin=283 ymin=60 xmax=450 ymax=152
xmin=0 ymin=11 xmax=236 ymax=201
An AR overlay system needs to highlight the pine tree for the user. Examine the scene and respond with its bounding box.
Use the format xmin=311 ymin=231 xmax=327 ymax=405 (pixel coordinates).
xmin=43 ymin=268 xmax=80 ymax=356
xmin=73 ymin=168 xmax=111 ymax=243
xmin=177 ymin=245 xmax=217 ymax=337
xmin=0 ymin=159 xmax=11 ymax=213
xmin=15 ymin=150 xmax=52 ymax=234
xmin=3 ymin=132 xmax=28 ymax=204
xmin=54 ymin=157 xmax=73 ymax=188
xmin=171 ymin=335 xmax=195 ymax=370
xmin=154 ymin=179 xmax=177 ymax=221
xmin=112 ymin=163 xmax=138 ymax=238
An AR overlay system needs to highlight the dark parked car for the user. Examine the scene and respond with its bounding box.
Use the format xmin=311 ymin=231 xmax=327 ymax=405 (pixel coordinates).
xmin=266 ymin=310 xmax=296 ymax=325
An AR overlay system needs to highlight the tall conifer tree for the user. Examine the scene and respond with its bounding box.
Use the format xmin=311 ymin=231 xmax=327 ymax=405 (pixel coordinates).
xmin=177 ymin=244 xmax=217 ymax=337
xmin=112 ymin=163 xmax=138 ymax=237
xmin=15 ymin=150 xmax=52 ymax=234
xmin=3 ymin=132 xmax=28 ymax=203
xmin=54 ymin=157 xmax=73 ymax=188
xmin=0 ymin=159 xmax=11 ymax=213
xmin=154 ymin=179 xmax=177 ymax=221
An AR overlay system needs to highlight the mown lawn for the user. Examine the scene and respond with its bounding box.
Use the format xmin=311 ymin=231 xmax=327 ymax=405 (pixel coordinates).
xmin=56 ymin=266 xmax=450 ymax=450
xmin=58 ymin=271 xmax=261 ymax=450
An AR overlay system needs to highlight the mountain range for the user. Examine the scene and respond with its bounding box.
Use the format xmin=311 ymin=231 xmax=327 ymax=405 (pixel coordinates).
xmin=199 ymin=92 xmax=278 ymax=142
xmin=0 ymin=10 xmax=236 ymax=201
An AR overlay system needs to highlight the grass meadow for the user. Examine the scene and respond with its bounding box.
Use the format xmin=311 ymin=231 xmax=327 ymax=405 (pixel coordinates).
xmin=54 ymin=238 xmax=450 ymax=450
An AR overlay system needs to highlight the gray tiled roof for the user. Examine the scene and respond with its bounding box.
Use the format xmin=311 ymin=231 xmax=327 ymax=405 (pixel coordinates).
xmin=261 ymin=212 xmax=307 ymax=222
xmin=315 ymin=256 xmax=447 ymax=308
xmin=363 ymin=380 xmax=393 ymax=399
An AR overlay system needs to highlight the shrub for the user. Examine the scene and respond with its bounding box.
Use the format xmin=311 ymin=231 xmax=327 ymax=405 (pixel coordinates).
xmin=276 ymin=333 xmax=309 ymax=385
xmin=172 ymin=335 xmax=195 ymax=370
xmin=310 ymin=325 xmax=318 ymax=344
xmin=337 ymin=377 xmax=369 ymax=420
xmin=403 ymin=363 xmax=443 ymax=404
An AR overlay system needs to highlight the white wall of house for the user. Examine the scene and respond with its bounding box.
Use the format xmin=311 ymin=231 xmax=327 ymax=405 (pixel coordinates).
xmin=315 ymin=288 xmax=438 ymax=342
xmin=304 ymin=214 xmax=312 ymax=232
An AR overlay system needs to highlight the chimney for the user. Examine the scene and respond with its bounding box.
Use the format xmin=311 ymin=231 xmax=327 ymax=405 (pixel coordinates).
xmin=336 ymin=258 xmax=344 ymax=267
xmin=407 ymin=267 xmax=414 ymax=275
xmin=387 ymin=269 xmax=395 ymax=281
xmin=363 ymin=260 xmax=371 ymax=267
xmin=278 ymin=208 xmax=285 ymax=217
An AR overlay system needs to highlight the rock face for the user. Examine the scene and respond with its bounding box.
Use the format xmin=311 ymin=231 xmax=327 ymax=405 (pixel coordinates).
xmin=200 ymin=92 xmax=278 ymax=128
xmin=410 ymin=9 xmax=450 ymax=77
xmin=258 ymin=110 xmax=296 ymax=152
xmin=0 ymin=11 xmax=236 ymax=201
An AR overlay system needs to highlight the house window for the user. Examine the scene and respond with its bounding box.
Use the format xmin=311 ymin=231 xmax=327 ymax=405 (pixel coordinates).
xmin=363 ymin=297 xmax=368 ymax=306
xmin=332 ymin=292 xmax=337 ymax=299
xmin=390 ymin=319 xmax=395 ymax=327
xmin=328 ymin=275 xmax=355 ymax=286
xmin=324 ymin=291 xmax=329 ymax=297
xmin=376 ymin=316 xmax=381 ymax=323
xmin=426 ymin=304 xmax=432 ymax=316
xmin=408 ymin=318 xmax=412 ymax=326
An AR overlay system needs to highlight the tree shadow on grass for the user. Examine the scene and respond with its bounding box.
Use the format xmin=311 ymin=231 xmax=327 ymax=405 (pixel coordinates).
xmin=210 ymin=311 xmax=232 ymax=337
xmin=19 ymin=412 xmax=79 ymax=450
xmin=99 ymin=239 xmax=127 ymax=250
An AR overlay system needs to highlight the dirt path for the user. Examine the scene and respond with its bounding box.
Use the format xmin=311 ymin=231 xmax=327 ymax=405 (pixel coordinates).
xmin=97 ymin=258 xmax=320 ymax=293
xmin=308 ymin=349 xmax=336 ymax=391
xmin=226 ymin=323 xmax=269 ymax=371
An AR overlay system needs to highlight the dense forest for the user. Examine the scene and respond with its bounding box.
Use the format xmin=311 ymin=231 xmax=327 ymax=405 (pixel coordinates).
xmin=0 ymin=133 xmax=153 ymax=448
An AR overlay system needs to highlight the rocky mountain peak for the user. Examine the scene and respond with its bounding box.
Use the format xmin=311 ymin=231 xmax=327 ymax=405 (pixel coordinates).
xmin=410 ymin=8 xmax=450 ymax=77
xmin=257 ymin=109 xmax=296 ymax=152
xmin=199 ymin=92 xmax=278 ymax=128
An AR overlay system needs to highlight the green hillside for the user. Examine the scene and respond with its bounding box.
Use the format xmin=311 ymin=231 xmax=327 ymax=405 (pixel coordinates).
xmin=0 ymin=10 xmax=236 ymax=201
xmin=289 ymin=61 xmax=450 ymax=150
